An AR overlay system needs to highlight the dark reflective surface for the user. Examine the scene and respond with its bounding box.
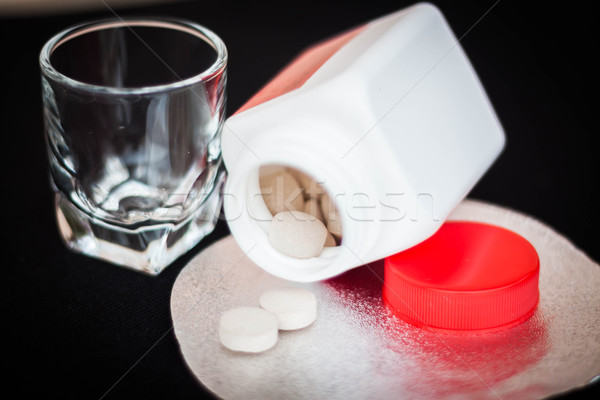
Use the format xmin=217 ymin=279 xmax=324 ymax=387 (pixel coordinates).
xmin=0 ymin=1 xmax=597 ymax=399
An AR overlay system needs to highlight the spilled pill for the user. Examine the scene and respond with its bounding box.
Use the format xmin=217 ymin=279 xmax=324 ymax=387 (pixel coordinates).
xmin=219 ymin=306 xmax=278 ymax=353
xmin=269 ymin=211 xmax=328 ymax=258
xmin=259 ymin=287 xmax=317 ymax=330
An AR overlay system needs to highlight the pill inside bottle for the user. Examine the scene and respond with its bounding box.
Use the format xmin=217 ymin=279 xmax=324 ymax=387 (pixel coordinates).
xmin=259 ymin=165 xmax=342 ymax=259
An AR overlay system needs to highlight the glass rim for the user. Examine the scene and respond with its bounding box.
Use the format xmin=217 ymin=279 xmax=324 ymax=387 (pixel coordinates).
xmin=39 ymin=17 xmax=228 ymax=95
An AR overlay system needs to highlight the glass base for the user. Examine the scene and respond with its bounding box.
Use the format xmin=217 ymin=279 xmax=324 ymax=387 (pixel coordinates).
xmin=54 ymin=172 xmax=226 ymax=276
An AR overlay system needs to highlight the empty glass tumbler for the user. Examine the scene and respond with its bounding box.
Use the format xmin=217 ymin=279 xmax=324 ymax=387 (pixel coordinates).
xmin=40 ymin=18 xmax=227 ymax=275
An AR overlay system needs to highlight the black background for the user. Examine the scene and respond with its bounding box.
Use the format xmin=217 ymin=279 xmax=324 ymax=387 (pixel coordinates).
xmin=0 ymin=0 xmax=598 ymax=398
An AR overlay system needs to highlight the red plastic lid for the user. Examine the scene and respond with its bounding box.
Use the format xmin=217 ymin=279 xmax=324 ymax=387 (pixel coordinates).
xmin=383 ymin=221 xmax=540 ymax=333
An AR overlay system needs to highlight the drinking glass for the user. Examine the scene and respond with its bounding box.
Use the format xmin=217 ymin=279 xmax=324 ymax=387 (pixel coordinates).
xmin=40 ymin=18 xmax=227 ymax=275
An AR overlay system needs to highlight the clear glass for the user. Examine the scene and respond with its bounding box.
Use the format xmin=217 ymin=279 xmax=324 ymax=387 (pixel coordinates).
xmin=40 ymin=18 xmax=227 ymax=275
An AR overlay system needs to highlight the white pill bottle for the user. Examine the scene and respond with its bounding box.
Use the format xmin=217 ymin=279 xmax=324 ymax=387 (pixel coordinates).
xmin=222 ymin=3 xmax=505 ymax=282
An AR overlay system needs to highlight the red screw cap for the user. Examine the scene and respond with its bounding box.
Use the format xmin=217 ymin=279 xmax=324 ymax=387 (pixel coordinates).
xmin=383 ymin=221 xmax=540 ymax=333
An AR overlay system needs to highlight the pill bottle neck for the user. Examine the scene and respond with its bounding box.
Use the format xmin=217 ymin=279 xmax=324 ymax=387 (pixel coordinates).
xmin=223 ymin=120 xmax=380 ymax=282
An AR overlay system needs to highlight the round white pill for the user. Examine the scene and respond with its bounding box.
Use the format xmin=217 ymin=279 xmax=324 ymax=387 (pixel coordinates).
xmin=269 ymin=211 xmax=328 ymax=258
xmin=260 ymin=170 xmax=305 ymax=215
xmin=259 ymin=287 xmax=317 ymax=330
xmin=219 ymin=307 xmax=278 ymax=353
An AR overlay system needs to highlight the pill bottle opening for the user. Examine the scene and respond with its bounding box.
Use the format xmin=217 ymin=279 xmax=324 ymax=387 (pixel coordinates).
xmin=254 ymin=164 xmax=343 ymax=259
